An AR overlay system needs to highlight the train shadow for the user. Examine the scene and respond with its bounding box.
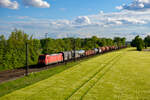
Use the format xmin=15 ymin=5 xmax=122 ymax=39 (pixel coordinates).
xmin=29 ymin=64 xmax=43 ymax=69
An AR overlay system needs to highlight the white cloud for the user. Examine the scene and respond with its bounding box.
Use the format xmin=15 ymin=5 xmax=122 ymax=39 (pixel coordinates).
xmin=105 ymin=17 xmax=146 ymax=26
xmin=1 ymin=10 xmax=150 ymax=40
xmin=4 ymin=10 xmax=150 ymax=30
xmin=116 ymin=0 xmax=150 ymax=11
xmin=119 ymin=18 xmax=146 ymax=24
xmin=99 ymin=10 xmax=104 ymax=14
xmin=89 ymin=10 xmax=150 ymax=26
xmin=0 ymin=0 xmax=19 ymax=9
xmin=48 ymin=16 xmax=92 ymax=29
xmin=106 ymin=18 xmax=123 ymax=25
xmin=72 ymin=16 xmax=91 ymax=25
xmin=116 ymin=6 xmax=123 ymax=10
xmin=23 ymin=0 xmax=50 ymax=8
xmin=17 ymin=16 xmax=29 ymax=19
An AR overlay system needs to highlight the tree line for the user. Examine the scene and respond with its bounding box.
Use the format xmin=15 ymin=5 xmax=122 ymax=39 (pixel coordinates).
xmin=131 ymin=35 xmax=150 ymax=51
xmin=0 ymin=29 xmax=126 ymax=71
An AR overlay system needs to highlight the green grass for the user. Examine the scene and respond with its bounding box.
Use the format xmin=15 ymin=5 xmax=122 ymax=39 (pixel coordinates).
xmin=0 ymin=53 xmax=103 ymax=98
xmin=0 ymin=61 xmax=81 ymax=97
xmin=83 ymin=48 xmax=150 ymax=100
xmin=1 ymin=48 xmax=150 ymax=100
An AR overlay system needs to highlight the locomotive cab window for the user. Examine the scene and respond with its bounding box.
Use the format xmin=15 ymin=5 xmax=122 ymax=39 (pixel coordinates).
xmin=39 ymin=56 xmax=45 ymax=60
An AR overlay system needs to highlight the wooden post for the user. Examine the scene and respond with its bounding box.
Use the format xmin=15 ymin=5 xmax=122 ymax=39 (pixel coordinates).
xmin=73 ymin=39 xmax=76 ymax=62
xmin=45 ymin=33 xmax=48 ymax=53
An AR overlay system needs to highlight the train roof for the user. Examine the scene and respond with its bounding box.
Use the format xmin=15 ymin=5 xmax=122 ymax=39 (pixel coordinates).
xmin=39 ymin=53 xmax=62 ymax=56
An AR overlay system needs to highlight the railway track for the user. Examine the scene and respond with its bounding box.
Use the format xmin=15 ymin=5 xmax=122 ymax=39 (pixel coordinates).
xmin=0 ymin=52 xmax=104 ymax=83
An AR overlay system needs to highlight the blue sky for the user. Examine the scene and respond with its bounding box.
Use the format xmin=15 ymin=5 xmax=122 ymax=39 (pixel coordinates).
xmin=0 ymin=0 xmax=130 ymax=19
xmin=1 ymin=0 xmax=150 ymax=40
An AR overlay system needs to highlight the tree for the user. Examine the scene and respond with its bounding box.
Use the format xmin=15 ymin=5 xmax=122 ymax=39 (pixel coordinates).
xmin=114 ymin=37 xmax=121 ymax=46
xmin=0 ymin=35 xmax=6 ymax=70
xmin=137 ymin=38 xmax=144 ymax=51
xmin=144 ymin=35 xmax=150 ymax=48
xmin=0 ymin=30 xmax=127 ymax=71
xmin=121 ymin=37 xmax=126 ymax=45
xmin=0 ymin=29 xmax=42 ymax=70
xmin=91 ymin=36 xmax=99 ymax=48
xmin=131 ymin=35 xmax=144 ymax=51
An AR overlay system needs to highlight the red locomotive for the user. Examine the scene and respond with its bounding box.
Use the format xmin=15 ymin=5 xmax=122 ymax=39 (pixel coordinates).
xmin=38 ymin=53 xmax=63 ymax=65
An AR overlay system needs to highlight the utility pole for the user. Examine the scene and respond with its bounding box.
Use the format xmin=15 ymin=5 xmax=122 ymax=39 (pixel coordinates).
xmin=25 ymin=42 xmax=29 ymax=76
xmin=95 ymin=40 xmax=96 ymax=48
xmin=73 ymin=39 xmax=76 ymax=62
xmin=45 ymin=33 xmax=48 ymax=53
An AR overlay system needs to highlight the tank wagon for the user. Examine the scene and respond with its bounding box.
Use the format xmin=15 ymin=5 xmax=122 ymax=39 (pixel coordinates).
xmin=85 ymin=50 xmax=95 ymax=56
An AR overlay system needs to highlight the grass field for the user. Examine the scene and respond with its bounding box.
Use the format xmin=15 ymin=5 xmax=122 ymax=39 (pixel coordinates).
xmin=0 ymin=60 xmax=82 ymax=97
xmin=1 ymin=48 xmax=150 ymax=100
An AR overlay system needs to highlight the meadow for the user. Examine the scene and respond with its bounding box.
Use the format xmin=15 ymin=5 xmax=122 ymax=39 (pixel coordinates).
xmin=0 ymin=48 xmax=150 ymax=100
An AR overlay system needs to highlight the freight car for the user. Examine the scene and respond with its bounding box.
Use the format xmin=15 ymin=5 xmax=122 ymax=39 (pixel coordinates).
xmin=111 ymin=46 xmax=115 ymax=50
xmin=105 ymin=46 xmax=110 ymax=52
xmin=85 ymin=50 xmax=95 ymax=56
xmin=72 ymin=51 xmax=81 ymax=58
xmin=100 ymin=47 xmax=106 ymax=53
xmin=62 ymin=51 xmax=72 ymax=61
xmin=98 ymin=48 xmax=102 ymax=53
xmin=78 ymin=50 xmax=85 ymax=57
xmin=94 ymin=48 xmax=99 ymax=54
xmin=109 ymin=46 xmax=113 ymax=51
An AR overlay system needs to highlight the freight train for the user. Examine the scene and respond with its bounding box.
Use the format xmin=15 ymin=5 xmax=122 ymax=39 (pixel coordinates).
xmin=38 ymin=45 xmax=126 ymax=65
